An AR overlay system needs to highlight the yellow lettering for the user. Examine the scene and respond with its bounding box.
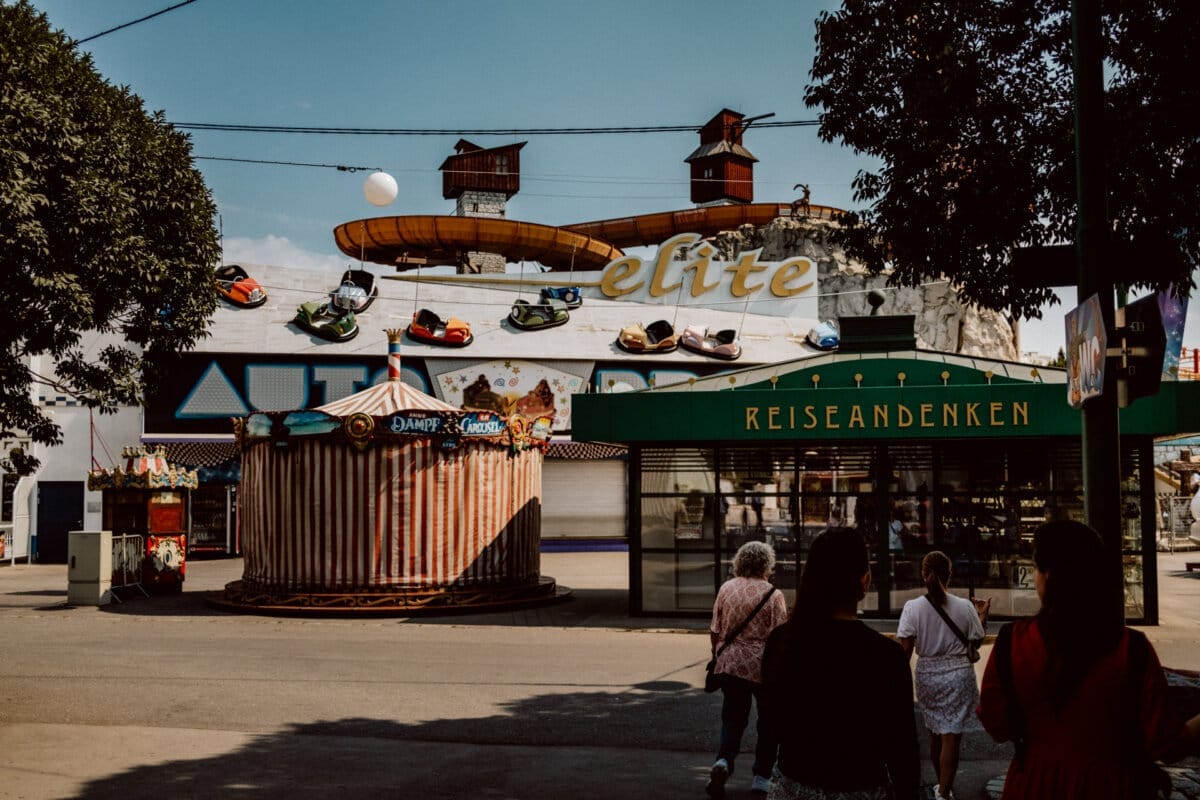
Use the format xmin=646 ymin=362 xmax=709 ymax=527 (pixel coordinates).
xmin=648 ymin=233 xmax=699 ymax=297
xmin=768 ymin=406 xmax=782 ymax=430
xmin=943 ymin=403 xmax=958 ymax=427
xmin=990 ymin=401 xmax=1004 ymax=427
xmin=920 ymin=403 xmax=934 ymax=428
xmin=684 ymin=243 xmax=721 ymax=297
xmin=725 ymin=249 xmax=769 ymax=297
xmin=848 ymin=405 xmax=865 ymax=428
xmin=746 ymin=407 xmax=760 ymax=430
xmin=898 ymin=404 xmax=913 ymax=428
xmin=825 ymin=405 xmax=840 ymax=429
xmin=789 ymin=406 xmax=795 ymax=429
xmin=966 ymin=403 xmax=981 ymax=426
xmin=873 ymin=405 xmax=889 ymax=428
xmin=599 ymin=256 xmax=643 ymax=298
xmin=769 ymin=258 xmax=815 ymax=297
xmin=803 ymin=406 xmax=818 ymax=430
xmin=1013 ymin=401 xmax=1028 ymax=426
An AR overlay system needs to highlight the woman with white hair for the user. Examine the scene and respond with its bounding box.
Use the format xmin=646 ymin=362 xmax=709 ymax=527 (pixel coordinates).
xmin=706 ymin=540 xmax=789 ymax=798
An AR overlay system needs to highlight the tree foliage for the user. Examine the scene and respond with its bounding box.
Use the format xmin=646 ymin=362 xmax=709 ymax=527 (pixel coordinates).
xmin=0 ymin=1 xmax=219 ymax=471
xmin=805 ymin=0 xmax=1199 ymax=319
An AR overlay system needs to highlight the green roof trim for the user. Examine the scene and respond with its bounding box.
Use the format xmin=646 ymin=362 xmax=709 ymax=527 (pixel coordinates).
xmin=573 ymin=356 xmax=1200 ymax=444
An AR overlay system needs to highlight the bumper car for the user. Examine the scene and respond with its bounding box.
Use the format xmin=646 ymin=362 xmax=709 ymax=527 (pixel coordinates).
xmin=616 ymin=319 xmax=678 ymax=354
xmin=329 ymin=268 xmax=378 ymax=313
xmin=806 ymin=320 xmax=840 ymax=350
xmin=539 ymin=286 xmax=583 ymax=308
xmin=293 ymin=301 xmax=358 ymax=342
xmin=214 ymin=264 xmax=267 ymax=308
xmin=680 ymin=325 xmax=742 ymax=361
xmin=407 ymin=308 xmax=473 ymax=347
xmin=509 ymin=298 xmax=570 ymax=331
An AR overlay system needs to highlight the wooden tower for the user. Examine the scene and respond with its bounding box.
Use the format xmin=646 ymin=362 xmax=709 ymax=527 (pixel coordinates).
xmin=685 ymin=109 xmax=758 ymax=205
xmin=439 ymin=139 xmax=527 ymax=273
xmin=440 ymin=139 xmax=526 ymax=209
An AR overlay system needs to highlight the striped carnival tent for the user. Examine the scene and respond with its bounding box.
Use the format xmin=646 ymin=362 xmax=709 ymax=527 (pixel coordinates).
xmin=218 ymin=331 xmax=559 ymax=613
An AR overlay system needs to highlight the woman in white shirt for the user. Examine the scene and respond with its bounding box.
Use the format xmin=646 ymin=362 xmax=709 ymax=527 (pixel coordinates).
xmin=896 ymin=551 xmax=989 ymax=800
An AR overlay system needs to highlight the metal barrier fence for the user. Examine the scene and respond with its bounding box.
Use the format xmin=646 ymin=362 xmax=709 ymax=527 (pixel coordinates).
xmin=111 ymin=534 xmax=148 ymax=599
xmin=1158 ymin=493 xmax=1196 ymax=553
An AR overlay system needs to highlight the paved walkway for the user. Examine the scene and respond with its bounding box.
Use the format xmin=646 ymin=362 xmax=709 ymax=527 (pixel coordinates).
xmin=2 ymin=549 xmax=1198 ymax=799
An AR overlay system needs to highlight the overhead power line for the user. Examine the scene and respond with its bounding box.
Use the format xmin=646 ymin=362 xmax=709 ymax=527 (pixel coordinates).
xmin=196 ymin=156 xmax=380 ymax=172
xmin=175 ymin=119 xmax=820 ymax=136
xmin=77 ymin=0 xmax=199 ymax=44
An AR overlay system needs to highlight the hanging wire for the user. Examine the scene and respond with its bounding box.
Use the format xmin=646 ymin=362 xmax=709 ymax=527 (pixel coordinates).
xmin=89 ymin=408 xmax=117 ymax=469
xmin=76 ymin=0 xmax=199 ymax=44
xmin=358 ymin=221 xmax=366 ymax=276
xmin=736 ymin=294 xmax=752 ymax=338
xmin=671 ymin=273 xmax=687 ymax=331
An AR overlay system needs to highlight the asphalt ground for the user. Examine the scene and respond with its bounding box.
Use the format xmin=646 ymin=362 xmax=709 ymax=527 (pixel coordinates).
xmin=1 ymin=550 xmax=1198 ymax=799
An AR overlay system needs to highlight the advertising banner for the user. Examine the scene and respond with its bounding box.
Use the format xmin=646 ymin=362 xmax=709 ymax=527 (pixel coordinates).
xmin=1065 ymin=293 xmax=1107 ymax=409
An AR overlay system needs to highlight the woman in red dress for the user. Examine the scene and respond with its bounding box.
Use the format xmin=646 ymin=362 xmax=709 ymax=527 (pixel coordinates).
xmin=978 ymin=520 xmax=1200 ymax=798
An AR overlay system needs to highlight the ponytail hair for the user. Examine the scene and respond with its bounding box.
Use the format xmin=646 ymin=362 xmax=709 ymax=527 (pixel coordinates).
xmin=922 ymin=551 xmax=951 ymax=606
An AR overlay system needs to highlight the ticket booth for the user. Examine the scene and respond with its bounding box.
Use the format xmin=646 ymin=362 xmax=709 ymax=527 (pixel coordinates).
xmin=86 ymin=445 xmax=198 ymax=594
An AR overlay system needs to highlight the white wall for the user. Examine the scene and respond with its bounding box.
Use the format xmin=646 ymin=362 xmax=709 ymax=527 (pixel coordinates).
xmin=541 ymin=460 xmax=627 ymax=540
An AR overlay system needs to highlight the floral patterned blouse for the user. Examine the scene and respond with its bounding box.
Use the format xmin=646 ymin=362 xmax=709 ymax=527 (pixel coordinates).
xmin=710 ymin=576 xmax=789 ymax=684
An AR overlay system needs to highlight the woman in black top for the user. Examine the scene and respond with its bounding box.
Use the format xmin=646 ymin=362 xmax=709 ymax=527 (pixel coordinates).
xmin=761 ymin=527 xmax=920 ymax=800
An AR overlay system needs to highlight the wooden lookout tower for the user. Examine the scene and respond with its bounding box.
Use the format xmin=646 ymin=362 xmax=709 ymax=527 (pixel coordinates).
xmin=439 ymin=139 xmax=527 ymax=273
xmin=685 ymin=109 xmax=758 ymax=206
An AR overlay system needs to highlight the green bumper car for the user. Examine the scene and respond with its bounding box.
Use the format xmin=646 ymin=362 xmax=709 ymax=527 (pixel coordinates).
xmin=294 ymin=300 xmax=358 ymax=342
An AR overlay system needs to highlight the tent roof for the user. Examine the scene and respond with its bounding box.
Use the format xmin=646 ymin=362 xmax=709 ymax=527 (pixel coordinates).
xmin=316 ymin=379 xmax=458 ymax=417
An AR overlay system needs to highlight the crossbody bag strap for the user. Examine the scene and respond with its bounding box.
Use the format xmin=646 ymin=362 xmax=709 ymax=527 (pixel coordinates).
xmin=715 ymin=586 xmax=777 ymax=657
xmin=925 ymin=593 xmax=971 ymax=647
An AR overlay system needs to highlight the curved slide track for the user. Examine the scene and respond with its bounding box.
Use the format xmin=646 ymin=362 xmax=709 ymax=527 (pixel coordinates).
xmin=333 ymin=203 xmax=845 ymax=272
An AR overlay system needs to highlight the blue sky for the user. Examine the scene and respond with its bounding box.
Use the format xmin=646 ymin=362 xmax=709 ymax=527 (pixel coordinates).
xmin=26 ymin=0 xmax=1200 ymax=359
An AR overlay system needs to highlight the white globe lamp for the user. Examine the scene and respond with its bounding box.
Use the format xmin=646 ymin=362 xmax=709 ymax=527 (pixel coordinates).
xmin=363 ymin=171 xmax=398 ymax=206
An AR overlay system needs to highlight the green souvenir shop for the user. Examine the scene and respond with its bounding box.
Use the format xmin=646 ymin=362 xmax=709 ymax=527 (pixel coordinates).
xmin=572 ymin=328 xmax=1200 ymax=623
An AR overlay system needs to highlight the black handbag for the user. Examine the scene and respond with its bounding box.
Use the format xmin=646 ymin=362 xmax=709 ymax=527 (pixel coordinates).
xmin=925 ymin=594 xmax=981 ymax=662
xmin=705 ymin=586 xmax=777 ymax=693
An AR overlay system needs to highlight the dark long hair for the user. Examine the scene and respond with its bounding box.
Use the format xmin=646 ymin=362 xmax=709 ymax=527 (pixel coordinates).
xmin=793 ymin=527 xmax=869 ymax=621
xmin=1033 ymin=519 xmax=1125 ymax=704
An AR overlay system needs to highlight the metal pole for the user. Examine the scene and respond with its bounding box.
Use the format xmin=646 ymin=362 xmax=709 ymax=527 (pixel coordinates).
xmin=1072 ymin=0 xmax=1125 ymax=622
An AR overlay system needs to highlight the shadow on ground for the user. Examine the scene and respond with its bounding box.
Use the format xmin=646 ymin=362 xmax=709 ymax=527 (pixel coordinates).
xmin=67 ymin=685 xmax=1012 ymax=800
xmin=89 ymin=585 xmax=710 ymax=631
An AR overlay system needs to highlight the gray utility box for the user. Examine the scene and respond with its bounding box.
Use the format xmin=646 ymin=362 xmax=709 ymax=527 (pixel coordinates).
xmin=67 ymin=530 xmax=113 ymax=606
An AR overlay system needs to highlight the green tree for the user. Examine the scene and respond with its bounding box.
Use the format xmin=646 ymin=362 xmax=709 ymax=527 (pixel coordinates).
xmin=805 ymin=0 xmax=1198 ymax=320
xmin=0 ymin=1 xmax=219 ymax=472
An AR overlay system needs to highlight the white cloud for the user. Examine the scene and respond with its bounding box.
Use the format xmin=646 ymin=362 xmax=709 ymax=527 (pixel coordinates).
xmin=222 ymin=235 xmax=347 ymax=274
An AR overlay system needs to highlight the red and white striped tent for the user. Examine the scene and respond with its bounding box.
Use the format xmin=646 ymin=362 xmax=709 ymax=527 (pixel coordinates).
xmin=233 ymin=370 xmax=551 ymax=610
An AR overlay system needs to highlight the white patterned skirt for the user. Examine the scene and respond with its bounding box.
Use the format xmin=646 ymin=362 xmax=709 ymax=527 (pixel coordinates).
xmin=914 ymin=653 xmax=979 ymax=734
xmin=767 ymin=767 xmax=889 ymax=800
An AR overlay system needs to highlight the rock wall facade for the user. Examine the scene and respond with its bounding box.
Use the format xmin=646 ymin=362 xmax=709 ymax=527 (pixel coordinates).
xmin=703 ymin=216 xmax=1018 ymax=361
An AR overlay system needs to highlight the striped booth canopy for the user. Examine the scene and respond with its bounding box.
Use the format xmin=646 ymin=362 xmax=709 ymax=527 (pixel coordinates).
xmin=228 ymin=376 xmax=556 ymax=612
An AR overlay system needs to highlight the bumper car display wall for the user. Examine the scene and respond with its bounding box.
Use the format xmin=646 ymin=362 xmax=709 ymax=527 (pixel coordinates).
xmin=216 ymin=330 xmax=560 ymax=613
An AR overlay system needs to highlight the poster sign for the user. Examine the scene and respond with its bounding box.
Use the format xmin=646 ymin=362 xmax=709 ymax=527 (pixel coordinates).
xmin=1158 ymin=290 xmax=1190 ymax=379
xmin=1065 ymin=293 xmax=1107 ymax=409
